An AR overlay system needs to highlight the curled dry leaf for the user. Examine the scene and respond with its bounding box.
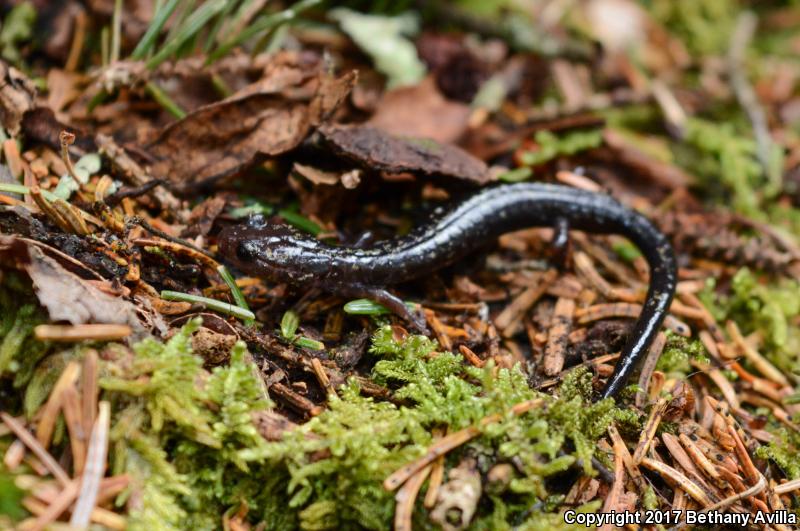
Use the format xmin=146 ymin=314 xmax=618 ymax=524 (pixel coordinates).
xmin=148 ymin=53 xmax=357 ymax=192
xmin=0 ymin=235 xmax=145 ymax=334
xmin=0 ymin=59 xmax=36 ymax=136
xmin=317 ymin=123 xmax=490 ymax=184
xmin=367 ymin=76 xmax=471 ymax=144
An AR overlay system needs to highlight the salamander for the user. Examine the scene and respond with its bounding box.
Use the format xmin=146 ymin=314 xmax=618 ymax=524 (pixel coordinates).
xmin=218 ymin=182 xmax=677 ymax=399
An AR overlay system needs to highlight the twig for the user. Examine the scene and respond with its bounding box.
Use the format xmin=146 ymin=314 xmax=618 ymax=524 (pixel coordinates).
xmin=639 ymin=458 xmax=713 ymax=506
xmin=34 ymin=324 xmax=132 ymax=342
xmin=632 ymin=397 xmax=667 ymax=464
xmin=666 ymin=474 xmax=766 ymax=531
xmin=544 ymin=297 xmax=575 ymax=375
xmin=160 ymin=290 xmax=256 ymax=321
xmin=35 ymin=361 xmax=81 ymax=449
xmin=393 ymin=465 xmax=431 ymax=531
xmin=635 ymin=332 xmax=667 ymax=408
xmin=384 ymin=398 xmax=544 ymax=491
xmin=0 ymin=413 xmax=70 ymax=486
xmin=71 ymin=401 xmax=111 ymax=528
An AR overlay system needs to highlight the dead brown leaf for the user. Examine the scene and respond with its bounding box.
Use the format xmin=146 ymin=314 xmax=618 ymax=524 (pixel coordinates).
xmin=367 ymin=76 xmax=471 ymax=144
xmin=0 ymin=60 xmax=36 ymax=136
xmin=317 ymin=123 xmax=490 ymax=184
xmin=0 ymin=235 xmax=145 ymax=334
xmin=148 ymin=53 xmax=356 ymax=191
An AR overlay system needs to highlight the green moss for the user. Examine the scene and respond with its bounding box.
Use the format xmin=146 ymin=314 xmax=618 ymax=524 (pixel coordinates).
xmin=656 ymin=333 xmax=709 ymax=376
xmin=0 ymin=279 xmax=49 ymax=387
xmin=0 ymin=466 xmax=25 ymax=522
xmin=518 ymin=129 xmax=603 ymax=167
xmin=648 ymin=0 xmax=738 ymax=56
xmin=673 ymin=118 xmax=766 ymax=218
xmin=238 ymin=327 xmax=626 ymax=529
xmin=699 ymin=268 xmax=800 ymax=373
xmin=755 ymin=424 xmax=800 ymax=479
xmin=104 ymin=319 xmax=276 ymax=530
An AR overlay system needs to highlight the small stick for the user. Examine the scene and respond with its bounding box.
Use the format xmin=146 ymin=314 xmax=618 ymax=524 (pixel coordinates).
xmin=599 ymin=447 xmax=624 ymax=528
xmin=34 ymin=324 xmax=132 ymax=342
xmin=393 ymin=464 xmax=431 ymax=531
xmin=639 ymin=458 xmax=713 ymax=506
xmin=65 ymin=9 xmax=87 ymax=72
xmin=726 ymin=320 xmax=789 ymax=387
xmin=458 ymin=345 xmax=485 ymax=368
xmin=678 ymin=433 xmax=722 ymax=484
xmin=608 ymin=424 xmax=647 ymax=494
xmin=61 ymin=386 xmax=86 ymax=475
xmin=495 ymin=269 xmax=557 ymax=337
xmin=134 ymin=235 xmax=219 ymax=270
xmin=83 ymin=350 xmax=99 ymax=442
xmin=635 ymin=332 xmax=667 ymax=408
xmin=0 ymin=413 xmax=70 ymax=486
xmin=35 ymin=361 xmax=81 ymax=449
xmin=544 ymin=297 xmax=575 ymax=375
xmin=269 ymin=383 xmax=323 ymax=417
xmin=632 ymin=397 xmax=667 ymax=464
xmin=70 ymin=401 xmax=111 ymax=528
xmin=384 ymin=399 xmax=544 ymax=491
xmin=666 ymin=475 xmax=766 ymax=531
xmin=424 ymin=455 xmax=445 ymax=509
xmin=23 ymin=479 xmax=80 ymax=531
xmin=424 ymin=309 xmax=452 ymax=351
xmin=3 ymin=439 xmax=25 ymax=469
xmin=310 ymin=358 xmax=336 ymax=397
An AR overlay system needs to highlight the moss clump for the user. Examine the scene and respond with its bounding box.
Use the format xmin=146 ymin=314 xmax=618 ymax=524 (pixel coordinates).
xmin=518 ymin=129 xmax=603 ymax=167
xmin=0 ymin=275 xmax=50 ymax=390
xmin=240 ymin=326 xmax=626 ymax=530
xmin=648 ymin=0 xmax=738 ymax=56
xmin=699 ymin=268 xmax=800 ymax=373
xmin=674 ymin=118 xmax=767 ymax=218
xmin=103 ymin=319 xmax=274 ymax=530
xmin=756 ymin=424 xmax=800 ymax=480
xmin=655 ymin=333 xmax=709 ymax=377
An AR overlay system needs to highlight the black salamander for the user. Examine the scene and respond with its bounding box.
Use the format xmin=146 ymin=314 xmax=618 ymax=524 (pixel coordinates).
xmin=218 ymin=183 xmax=677 ymax=399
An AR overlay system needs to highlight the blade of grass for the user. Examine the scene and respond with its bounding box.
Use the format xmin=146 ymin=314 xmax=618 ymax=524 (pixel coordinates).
xmin=0 ymin=183 xmax=29 ymax=195
xmin=294 ymin=336 xmax=324 ymax=350
xmin=217 ymin=264 xmax=253 ymax=326
xmin=208 ymin=0 xmax=321 ymax=63
xmin=203 ymin=0 xmax=241 ymax=53
xmin=131 ymin=0 xmax=181 ymax=60
xmin=110 ymin=0 xmax=123 ymax=63
xmin=100 ymin=26 xmax=110 ymax=67
xmin=280 ymin=310 xmax=299 ymax=340
xmin=0 ymin=182 xmax=69 ymax=203
xmin=343 ymin=298 xmax=417 ymax=315
xmin=161 ymin=290 xmax=255 ymax=321
xmin=278 ymin=207 xmax=321 ymax=236
xmin=146 ymin=0 xmax=227 ymax=69
xmin=144 ymin=81 xmax=186 ymax=119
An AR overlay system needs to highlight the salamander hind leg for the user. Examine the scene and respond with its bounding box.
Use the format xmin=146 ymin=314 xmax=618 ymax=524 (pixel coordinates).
xmin=338 ymin=283 xmax=429 ymax=333
xmin=549 ymin=216 xmax=571 ymax=268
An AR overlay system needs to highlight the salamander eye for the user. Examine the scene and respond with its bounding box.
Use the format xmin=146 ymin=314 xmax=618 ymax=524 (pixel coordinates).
xmin=236 ymin=241 xmax=257 ymax=261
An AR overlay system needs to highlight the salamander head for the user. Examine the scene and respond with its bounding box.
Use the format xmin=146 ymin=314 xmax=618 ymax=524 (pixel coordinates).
xmin=217 ymin=219 xmax=321 ymax=284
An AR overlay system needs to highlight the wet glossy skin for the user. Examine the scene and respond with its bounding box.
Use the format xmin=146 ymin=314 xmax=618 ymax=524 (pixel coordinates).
xmin=218 ymin=183 xmax=677 ymax=399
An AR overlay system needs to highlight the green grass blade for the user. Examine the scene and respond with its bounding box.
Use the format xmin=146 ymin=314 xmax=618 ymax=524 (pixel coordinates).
xmin=161 ymin=290 xmax=256 ymax=321
xmin=146 ymin=0 xmax=227 ymax=69
xmin=131 ymin=0 xmax=181 ymax=60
